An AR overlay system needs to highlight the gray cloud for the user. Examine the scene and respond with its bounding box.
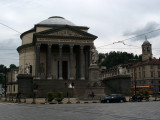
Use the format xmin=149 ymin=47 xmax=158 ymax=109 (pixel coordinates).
xmin=123 ymin=21 xmax=160 ymax=41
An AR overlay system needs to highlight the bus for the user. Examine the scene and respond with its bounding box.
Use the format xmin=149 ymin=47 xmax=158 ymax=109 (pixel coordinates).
xmin=131 ymin=86 xmax=153 ymax=95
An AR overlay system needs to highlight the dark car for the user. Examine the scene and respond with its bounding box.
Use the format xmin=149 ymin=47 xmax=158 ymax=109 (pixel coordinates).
xmin=101 ymin=94 xmax=126 ymax=103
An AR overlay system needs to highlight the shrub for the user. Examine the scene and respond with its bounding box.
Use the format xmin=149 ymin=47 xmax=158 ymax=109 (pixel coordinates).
xmin=47 ymin=92 xmax=54 ymax=102
xmin=55 ymin=92 xmax=64 ymax=103
xmin=143 ymin=90 xmax=150 ymax=101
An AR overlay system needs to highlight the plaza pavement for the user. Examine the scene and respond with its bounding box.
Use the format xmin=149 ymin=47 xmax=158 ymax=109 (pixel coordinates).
xmin=0 ymin=100 xmax=160 ymax=120
xmin=0 ymin=95 xmax=160 ymax=104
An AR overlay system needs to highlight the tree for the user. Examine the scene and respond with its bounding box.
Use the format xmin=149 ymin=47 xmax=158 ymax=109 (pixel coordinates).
xmin=99 ymin=51 xmax=141 ymax=69
xmin=0 ymin=74 xmax=5 ymax=86
xmin=9 ymin=64 xmax=17 ymax=71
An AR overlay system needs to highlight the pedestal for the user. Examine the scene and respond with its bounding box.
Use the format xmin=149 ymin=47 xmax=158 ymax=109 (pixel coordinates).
xmin=87 ymin=64 xmax=106 ymax=97
xmin=89 ymin=64 xmax=99 ymax=81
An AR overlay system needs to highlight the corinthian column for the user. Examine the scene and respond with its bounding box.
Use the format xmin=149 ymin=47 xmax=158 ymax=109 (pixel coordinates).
xmin=69 ymin=45 xmax=74 ymax=80
xmin=47 ymin=44 xmax=52 ymax=79
xmin=59 ymin=44 xmax=63 ymax=80
xmin=80 ymin=45 xmax=85 ymax=80
xmin=35 ymin=43 xmax=41 ymax=79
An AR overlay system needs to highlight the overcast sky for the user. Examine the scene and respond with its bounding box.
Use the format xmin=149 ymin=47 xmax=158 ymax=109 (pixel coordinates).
xmin=0 ymin=0 xmax=160 ymax=67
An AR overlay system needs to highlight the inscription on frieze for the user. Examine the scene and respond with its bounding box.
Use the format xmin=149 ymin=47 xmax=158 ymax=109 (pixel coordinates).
xmin=49 ymin=29 xmax=82 ymax=37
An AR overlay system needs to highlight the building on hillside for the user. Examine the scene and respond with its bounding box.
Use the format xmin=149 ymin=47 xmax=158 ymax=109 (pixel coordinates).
xmin=17 ymin=16 xmax=104 ymax=98
xmin=130 ymin=39 xmax=160 ymax=94
xmin=6 ymin=68 xmax=19 ymax=97
xmin=101 ymin=64 xmax=132 ymax=95
xmin=101 ymin=64 xmax=131 ymax=79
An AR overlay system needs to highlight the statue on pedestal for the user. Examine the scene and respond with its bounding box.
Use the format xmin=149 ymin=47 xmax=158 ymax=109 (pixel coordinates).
xmin=91 ymin=46 xmax=98 ymax=65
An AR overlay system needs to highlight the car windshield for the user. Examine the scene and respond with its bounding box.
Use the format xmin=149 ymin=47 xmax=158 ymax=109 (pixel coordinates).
xmin=108 ymin=94 xmax=123 ymax=97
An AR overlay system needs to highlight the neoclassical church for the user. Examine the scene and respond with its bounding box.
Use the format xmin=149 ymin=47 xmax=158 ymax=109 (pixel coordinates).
xmin=17 ymin=16 xmax=102 ymax=97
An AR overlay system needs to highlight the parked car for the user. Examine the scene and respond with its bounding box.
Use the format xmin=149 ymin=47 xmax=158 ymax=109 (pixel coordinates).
xmin=101 ymin=94 xmax=126 ymax=103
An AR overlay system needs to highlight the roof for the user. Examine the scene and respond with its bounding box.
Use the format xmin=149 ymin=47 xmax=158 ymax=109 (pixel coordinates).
xmin=37 ymin=16 xmax=76 ymax=26
xmin=142 ymin=40 xmax=151 ymax=45
xmin=131 ymin=59 xmax=160 ymax=67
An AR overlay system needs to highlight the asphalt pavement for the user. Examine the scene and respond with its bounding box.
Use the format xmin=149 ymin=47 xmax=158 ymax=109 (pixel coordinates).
xmin=0 ymin=101 xmax=160 ymax=120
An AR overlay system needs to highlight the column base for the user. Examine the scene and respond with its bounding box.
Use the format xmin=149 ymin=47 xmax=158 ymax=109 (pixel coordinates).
xmin=80 ymin=77 xmax=85 ymax=80
xmin=35 ymin=76 xmax=40 ymax=79
xmin=69 ymin=77 xmax=74 ymax=80
xmin=47 ymin=76 xmax=52 ymax=80
xmin=59 ymin=77 xmax=63 ymax=80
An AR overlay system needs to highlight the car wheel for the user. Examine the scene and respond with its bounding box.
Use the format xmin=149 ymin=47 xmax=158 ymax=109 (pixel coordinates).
xmin=106 ymin=100 xmax=110 ymax=103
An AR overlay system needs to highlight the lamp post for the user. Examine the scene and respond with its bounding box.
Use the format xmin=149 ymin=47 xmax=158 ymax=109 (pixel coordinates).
xmin=134 ymin=68 xmax=137 ymax=99
xmin=154 ymin=71 xmax=157 ymax=101
xmin=4 ymin=67 xmax=7 ymax=101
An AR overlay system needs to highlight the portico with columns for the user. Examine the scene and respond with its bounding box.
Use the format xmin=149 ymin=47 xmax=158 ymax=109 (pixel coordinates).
xmin=35 ymin=42 xmax=93 ymax=81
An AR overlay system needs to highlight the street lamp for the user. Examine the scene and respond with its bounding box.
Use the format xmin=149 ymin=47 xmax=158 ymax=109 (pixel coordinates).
xmin=4 ymin=67 xmax=7 ymax=101
xmin=154 ymin=71 xmax=157 ymax=101
xmin=134 ymin=68 xmax=137 ymax=97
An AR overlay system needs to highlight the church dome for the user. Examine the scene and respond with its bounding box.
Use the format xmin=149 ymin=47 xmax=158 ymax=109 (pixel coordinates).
xmin=142 ymin=40 xmax=150 ymax=45
xmin=38 ymin=16 xmax=76 ymax=26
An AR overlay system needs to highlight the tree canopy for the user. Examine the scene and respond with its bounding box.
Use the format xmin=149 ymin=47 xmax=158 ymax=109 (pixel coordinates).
xmin=0 ymin=64 xmax=17 ymax=86
xmin=99 ymin=51 xmax=142 ymax=69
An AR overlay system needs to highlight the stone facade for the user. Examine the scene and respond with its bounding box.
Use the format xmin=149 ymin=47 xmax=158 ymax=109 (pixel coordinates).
xmin=17 ymin=16 xmax=100 ymax=98
xmin=6 ymin=68 xmax=19 ymax=96
xmin=101 ymin=64 xmax=131 ymax=95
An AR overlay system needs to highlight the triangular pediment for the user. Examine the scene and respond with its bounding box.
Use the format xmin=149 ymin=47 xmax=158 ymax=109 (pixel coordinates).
xmin=36 ymin=26 xmax=97 ymax=39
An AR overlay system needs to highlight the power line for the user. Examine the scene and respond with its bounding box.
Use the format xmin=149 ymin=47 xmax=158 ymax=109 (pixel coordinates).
xmin=97 ymin=28 xmax=160 ymax=48
xmin=0 ymin=22 xmax=33 ymax=39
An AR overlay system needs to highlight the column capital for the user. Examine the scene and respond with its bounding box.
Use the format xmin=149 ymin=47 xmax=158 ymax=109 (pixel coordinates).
xmin=70 ymin=44 xmax=74 ymax=48
xmin=48 ymin=43 xmax=52 ymax=48
xmin=36 ymin=43 xmax=41 ymax=47
xmin=80 ymin=45 xmax=84 ymax=50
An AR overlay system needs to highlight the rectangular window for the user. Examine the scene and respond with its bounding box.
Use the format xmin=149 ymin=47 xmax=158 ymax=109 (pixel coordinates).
xmin=158 ymin=71 xmax=160 ymax=77
xmin=139 ymin=72 xmax=141 ymax=78
xmin=135 ymin=73 xmax=137 ymax=79
xmin=13 ymin=85 xmax=15 ymax=92
xmin=142 ymin=66 xmax=145 ymax=70
xmin=143 ymin=71 xmax=145 ymax=78
xmin=150 ymin=65 xmax=153 ymax=69
xmin=158 ymin=65 xmax=160 ymax=69
xmin=151 ymin=71 xmax=154 ymax=77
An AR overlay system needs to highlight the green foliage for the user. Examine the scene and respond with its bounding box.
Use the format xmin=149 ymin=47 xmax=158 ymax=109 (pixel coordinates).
xmin=143 ymin=90 xmax=150 ymax=101
xmin=99 ymin=51 xmax=142 ymax=68
xmin=0 ymin=74 xmax=5 ymax=85
xmin=0 ymin=64 xmax=17 ymax=86
xmin=0 ymin=64 xmax=17 ymax=74
xmin=47 ymin=92 xmax=54 ymax=102
xmin=55 ymin=92 xmax=64 ymax=102
xmin=9 ymin=64 xmax=17 ymax=70
xmin=0 ymin=64 xmax=8 ymax=73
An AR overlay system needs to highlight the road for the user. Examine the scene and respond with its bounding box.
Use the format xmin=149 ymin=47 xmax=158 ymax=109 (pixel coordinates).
xmin=0 ymin=101 xmax=160 ymax=120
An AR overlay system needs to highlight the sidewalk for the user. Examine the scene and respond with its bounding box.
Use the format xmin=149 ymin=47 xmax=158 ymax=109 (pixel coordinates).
xmin=0 ymin=96 xmax=160 ymax=104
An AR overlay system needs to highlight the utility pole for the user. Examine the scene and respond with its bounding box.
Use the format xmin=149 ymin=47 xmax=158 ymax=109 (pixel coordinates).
xmin=154 ymin=71 xmax=157 ymax=101
xmin=134 ymin=68 xmax=137 ymax=97
xmin=4 ymin=67 xmax=7 ymax=101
